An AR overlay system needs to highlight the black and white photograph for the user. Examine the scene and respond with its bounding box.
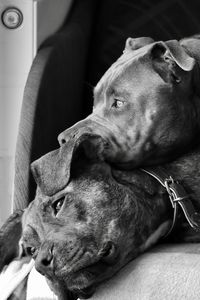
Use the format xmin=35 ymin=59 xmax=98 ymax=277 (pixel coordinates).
xmin=1 ymin=1 xmax=200 ymax=299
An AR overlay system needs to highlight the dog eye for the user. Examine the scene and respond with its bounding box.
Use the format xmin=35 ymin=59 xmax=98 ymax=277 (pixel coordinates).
xmin=52 ymin=197 xmax=65 ymax=216
xmin=111 ymin=99 xmax=125 ymax=109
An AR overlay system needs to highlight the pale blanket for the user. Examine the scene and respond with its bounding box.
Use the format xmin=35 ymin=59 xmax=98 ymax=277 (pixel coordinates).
xmin=26 ymin=266 xmax=58 ymax=300
xmin=0 ymin=258 xmax=35 ymax=300
xmin=0 ymin=258 xmax=58 ymax=300
xmin=90 ymin=244 xmax=200 ymax=300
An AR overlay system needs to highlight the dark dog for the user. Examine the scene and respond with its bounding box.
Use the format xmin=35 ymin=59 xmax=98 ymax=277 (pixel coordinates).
xmin=58 ymin=36 xmax=200 ymax=172
xmin=1 ymin=143 xmax=200 ymax=299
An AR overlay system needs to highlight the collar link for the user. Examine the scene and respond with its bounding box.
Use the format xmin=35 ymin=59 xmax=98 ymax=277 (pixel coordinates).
xmin=141 ymin=167 xmax=200 ymax=237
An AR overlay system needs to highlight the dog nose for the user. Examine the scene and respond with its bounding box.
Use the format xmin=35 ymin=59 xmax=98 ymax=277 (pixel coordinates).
xmin=35 ymin=243 xmax=54 ymax=275
xmin=58 ymin=132 xmax=66 ymax=145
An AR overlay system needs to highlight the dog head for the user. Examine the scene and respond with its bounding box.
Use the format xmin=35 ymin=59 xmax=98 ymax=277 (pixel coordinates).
xmin=0 ymin=147 xmax=172 ymax=299
xmin=58 ymin=37 xmax=199 ymax=169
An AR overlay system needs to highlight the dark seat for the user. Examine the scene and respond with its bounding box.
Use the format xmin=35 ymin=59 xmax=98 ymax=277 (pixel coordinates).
xmin=13 ymin=0 xmax=200 ymax=209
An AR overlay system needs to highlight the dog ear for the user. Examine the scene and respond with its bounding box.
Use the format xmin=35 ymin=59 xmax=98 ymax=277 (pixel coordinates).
xmin=151 ymin=40 xmax=195 ymax=83
xmin=31 ymin=133 xmax=104 ymax=196
xmin=31 ymin=146 xmax=72 ymax=196
xmin=0 ymin=210 xmax=23 ymax=272
xmin=125 ymin=37 xmax=154 ymax=51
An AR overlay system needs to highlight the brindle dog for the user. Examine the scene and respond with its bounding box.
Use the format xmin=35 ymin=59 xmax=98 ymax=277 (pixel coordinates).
xmin=1 ymin=145 xmax=200 ymax=299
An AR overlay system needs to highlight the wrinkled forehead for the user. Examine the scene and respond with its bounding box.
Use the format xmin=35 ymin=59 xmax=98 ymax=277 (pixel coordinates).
xmin=94 ymin=42 xmax=155 ymax=97
xmin=21 ymin=177 xmax=109 ymax=228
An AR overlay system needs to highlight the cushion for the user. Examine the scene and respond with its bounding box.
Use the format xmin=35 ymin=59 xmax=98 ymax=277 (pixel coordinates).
xmin=90 ymin=243 xmax=200 ymax=300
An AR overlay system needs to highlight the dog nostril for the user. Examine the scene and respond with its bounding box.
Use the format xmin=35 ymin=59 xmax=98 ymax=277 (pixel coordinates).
xmin=60 ymin=138 xmax=66 ymax=144
xmin=58 ymin=133 xmax=66 ymax=145
xmin=41 ymin=256 xmax=52 ymax=266
xmin=101 ymin=241 xmax=113 ymax=257
xmin=40 ymin=248 xmax=53 ymax=267
xmin=35 ymin=244 xmax=55 ymax=275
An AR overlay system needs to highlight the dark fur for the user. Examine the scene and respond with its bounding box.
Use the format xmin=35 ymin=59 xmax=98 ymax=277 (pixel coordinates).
xmin=56 ymin=36 xmax=200 ymax=177
xmin=1 ymin=146 xmax=200 ymax=299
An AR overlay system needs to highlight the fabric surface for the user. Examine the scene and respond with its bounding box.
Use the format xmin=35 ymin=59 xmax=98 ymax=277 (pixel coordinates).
xmin=0 ymin=258 xmax=58 ymax=300
xmin=90 ymin=243 xmax=200 ymax=300
xmin=26 ymin=266 xmax=58 ymax=300
xmin=0 ymin=258 xmax=34 ymax=300
xmin=14 ymin=47 xmax=52 ymax=210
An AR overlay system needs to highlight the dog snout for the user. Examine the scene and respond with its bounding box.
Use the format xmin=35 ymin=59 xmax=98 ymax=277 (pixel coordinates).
xmin=57 ymin=116 xmax=112 ymax=147
xmin=35 ymin=242 xmax=54 ymax=275
xmin=59 ymin=135 xmax=66 ymax=145
xmin=57 ymin=119 xmax=94 ymax=146
xmin=58 ymin=131 xmax=70 ymax=145
xmin=58 ymin=127 xmax=78 ymax=145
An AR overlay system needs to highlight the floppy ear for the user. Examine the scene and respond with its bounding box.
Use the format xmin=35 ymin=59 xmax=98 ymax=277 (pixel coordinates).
xmin=31 ymin=147 xmax=71 ymax=196
xmin=125 ymin=37 xmax=154 ymax=51
xmin=31 ymin=133 xmax=104 ymax=196
xmin=0 ymin=210 xmax=23 ymax=272
xmin=151 ymin=40 xmax=195 ymax=83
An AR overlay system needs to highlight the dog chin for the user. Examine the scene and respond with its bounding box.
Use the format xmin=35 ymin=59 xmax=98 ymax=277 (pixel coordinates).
xmin=71 ymin=285 xmax=96 ymax=299
xmin=55 ymin=261 xmax=115 ymax=298
xmin=47 ymin=272 xmax=96 ymax=299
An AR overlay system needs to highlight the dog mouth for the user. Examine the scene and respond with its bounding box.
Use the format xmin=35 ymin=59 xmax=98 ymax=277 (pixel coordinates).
xmin=53 ymin=244 xmax=119 ymax=298
xmin=55 ymin=260 xmax=103 ymax=287
xmin=42 ymin=264 xmax=97 ymax=299
xmin=51 ymin=263 xmax=101 ymax=299
xmin=67 ymin=270 xmax=97 ymax=298
xmin=73 ymin=285 xmax=96 ymax=299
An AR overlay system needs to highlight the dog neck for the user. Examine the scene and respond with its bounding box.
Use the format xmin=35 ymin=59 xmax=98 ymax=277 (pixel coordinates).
xmin=164 ymin=146 xmax=200 ymax=202
xmin=144 ymin=146 xmax=200 ymax=241
xmin=113 ymin=145 xmax=200 ymax=248
xmin=141 ymin=146 xmax=200 ymax=246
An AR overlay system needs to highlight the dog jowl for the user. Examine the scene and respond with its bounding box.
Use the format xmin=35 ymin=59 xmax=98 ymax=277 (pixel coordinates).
xmin=58 ymin=36 xmax=200 ymax=169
